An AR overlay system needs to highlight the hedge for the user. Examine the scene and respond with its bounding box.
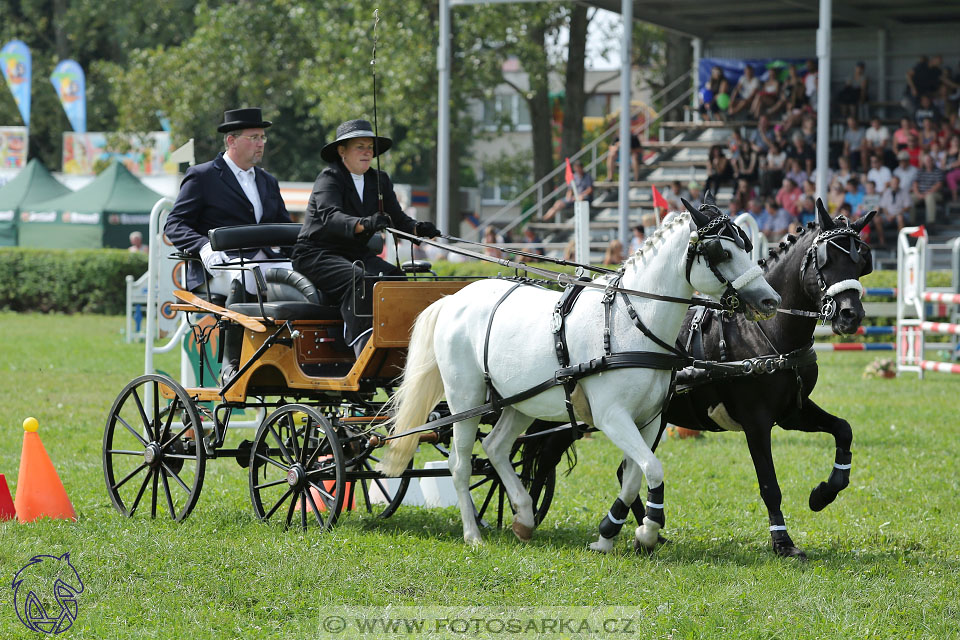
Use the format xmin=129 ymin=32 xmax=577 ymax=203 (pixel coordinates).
xmin=0 ymin=245 xmax=948 ymax=316
xmin=0 ymin=248 xmax=148 ymax=315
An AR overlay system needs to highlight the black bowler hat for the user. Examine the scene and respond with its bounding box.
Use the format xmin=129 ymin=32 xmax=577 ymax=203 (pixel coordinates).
xmin=320 ymin=119 xmax=392 ymax=163
xmin=217 ymin=108 xmax=273 ymax=133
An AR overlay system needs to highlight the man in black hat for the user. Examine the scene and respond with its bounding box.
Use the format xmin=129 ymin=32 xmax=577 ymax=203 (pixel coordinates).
xmin=292 ymin=118 xmax=440 ymax=357
xmin=165 ymin=107 xmax=293 ymax=380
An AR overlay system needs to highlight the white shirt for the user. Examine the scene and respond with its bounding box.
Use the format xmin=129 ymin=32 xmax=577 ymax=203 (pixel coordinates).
xmin=223 ymin=153 xmax=263 ymax=222
xmin=351 ymin=172 xmax=364 ymax=202
xmin=894 ymin=165 xmax=918 ymax=193
xmin=865 ymin=125 xmax=890 ymax=147
xmin=866 ymin=166 xmax=892 ymax=191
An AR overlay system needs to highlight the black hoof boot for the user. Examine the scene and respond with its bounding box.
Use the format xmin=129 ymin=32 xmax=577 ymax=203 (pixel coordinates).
xmin=771 ymin=530 xmax=807 ymax=560
xmin=808 ymin=482 xmax=837 ymax=512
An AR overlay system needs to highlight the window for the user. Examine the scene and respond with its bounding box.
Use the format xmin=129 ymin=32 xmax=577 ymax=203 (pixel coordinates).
xmin=480 ymin=94 xmax=531 ymax=132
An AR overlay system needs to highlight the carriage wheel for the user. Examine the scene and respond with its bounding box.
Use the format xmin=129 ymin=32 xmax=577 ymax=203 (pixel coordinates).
xmin=103 ymin=375 xmax=205 ymax=522
xmin=471 ymin=443 xmax=556 ymax=529
xmin=350 ymin=456 xmax=411 ymax=520
xmin=249 ymin=404 xmax=345 ymax=531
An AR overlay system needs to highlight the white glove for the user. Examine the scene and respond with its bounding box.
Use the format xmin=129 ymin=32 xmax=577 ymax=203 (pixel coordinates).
xmin=199 ymin=243 xmax=229 ymax=271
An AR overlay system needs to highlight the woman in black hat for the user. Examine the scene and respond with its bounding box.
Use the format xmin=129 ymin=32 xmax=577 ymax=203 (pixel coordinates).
xmin=292 ymin=119 xmax=440 ymax=356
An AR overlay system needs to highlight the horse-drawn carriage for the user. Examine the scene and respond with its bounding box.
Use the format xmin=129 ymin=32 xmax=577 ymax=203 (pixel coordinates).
xmin=103 ymin=197 xmax=874 ymax=557
xmin=103 ymin=222 xmax=555 ymax=531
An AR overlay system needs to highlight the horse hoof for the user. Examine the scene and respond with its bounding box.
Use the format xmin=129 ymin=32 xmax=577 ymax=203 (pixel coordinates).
xmin=809 ymin=483 xmax=835 ymax=512
xmin=465 ymin=535 xmax=484 ymax=547
xmin=773 ymin=543 xmax=807 ymax=560
xmin=512 ymin=521 xmax=534 ymax=542
xmin=633 ymin=533 xmax=668 ymax=555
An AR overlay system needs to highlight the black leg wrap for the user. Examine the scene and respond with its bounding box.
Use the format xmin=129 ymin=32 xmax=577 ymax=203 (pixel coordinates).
xmin=598 ymin=498 xmax=630 ymax=539
xmin=809 ymin=448 xmax=851 ymax=512
xmin=644 ymin=483 xmax=665 ymax=529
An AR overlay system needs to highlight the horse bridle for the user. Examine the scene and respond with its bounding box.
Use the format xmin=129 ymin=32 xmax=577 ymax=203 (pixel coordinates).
xmin=786 ymin=224 xmax=872 ymax=322
xmin=683 ymin=210 xmax=763 ymax=314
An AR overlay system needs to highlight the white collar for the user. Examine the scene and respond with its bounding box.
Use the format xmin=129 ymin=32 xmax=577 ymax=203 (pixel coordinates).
xmin=223 ymin=153 xmax=254 ymax=179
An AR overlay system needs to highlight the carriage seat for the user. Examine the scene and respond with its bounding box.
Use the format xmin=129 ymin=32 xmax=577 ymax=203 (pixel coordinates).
xmin=227 ymin=269 xmax=342 ymax=321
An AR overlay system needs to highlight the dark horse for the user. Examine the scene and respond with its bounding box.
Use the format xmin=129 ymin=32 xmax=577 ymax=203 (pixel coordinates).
xmin=523 ymin=198 xmax=875 ymax=559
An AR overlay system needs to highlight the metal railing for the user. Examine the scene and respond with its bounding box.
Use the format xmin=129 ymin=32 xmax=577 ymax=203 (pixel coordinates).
xmin=476 ymin=70 xmax=694 ymax=240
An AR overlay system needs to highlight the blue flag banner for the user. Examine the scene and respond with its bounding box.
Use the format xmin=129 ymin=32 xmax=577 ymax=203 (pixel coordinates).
xmin=0 ymin=40 xmax=32 ymax=127
xmin=50 ymin=60 xmax=86 ymax=133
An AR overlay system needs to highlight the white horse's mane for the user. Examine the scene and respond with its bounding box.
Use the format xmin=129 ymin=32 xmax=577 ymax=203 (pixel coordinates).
xmin=622 ymin=210 xmax=690 ymax=269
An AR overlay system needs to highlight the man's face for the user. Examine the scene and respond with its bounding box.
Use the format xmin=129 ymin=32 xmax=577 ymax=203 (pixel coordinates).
xmin=890 ymin=177 xmax=900 ymax=191
xmin=227 ymin=128 xmax=266 ymax=169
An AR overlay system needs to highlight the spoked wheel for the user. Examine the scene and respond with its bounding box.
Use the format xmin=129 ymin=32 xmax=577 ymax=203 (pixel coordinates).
xmin=103 ymin=374 xmax=205 ymax=521
xmin=249 ymin=404 xmax=345 ymax=531
xmin=471 ymin=442 xmax=556 ymax=529
xmin=350 ymin=457 xmax=411 ymax=520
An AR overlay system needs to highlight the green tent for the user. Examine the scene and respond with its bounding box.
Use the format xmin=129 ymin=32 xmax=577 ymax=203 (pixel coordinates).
xmin=19 ymin=161 xmax=165 ymax=249
xmin=0 ymin=159 xmax=72 ymax=246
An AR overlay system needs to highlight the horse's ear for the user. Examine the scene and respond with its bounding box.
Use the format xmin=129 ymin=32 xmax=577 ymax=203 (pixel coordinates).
xmin=852 ymin=209 xmax=877 ymax=232
xmin=682 ymin=197 xmax=709 ymax=227
xmin=815 ymin=198 xmax=834 ymax=231
xmin=703 ymin=189 xmax=717 ymax=207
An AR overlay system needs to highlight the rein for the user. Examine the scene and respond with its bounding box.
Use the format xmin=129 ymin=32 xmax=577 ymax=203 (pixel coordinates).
xmin=389 ymin=227 xmax=733 ymax=312
xmin=440 ymin=232 xmax=619 ymax=276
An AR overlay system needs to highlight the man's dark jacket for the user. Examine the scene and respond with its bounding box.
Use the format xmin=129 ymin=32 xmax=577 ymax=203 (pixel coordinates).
xmin=165 ymin=152 xmax=291 ymax=291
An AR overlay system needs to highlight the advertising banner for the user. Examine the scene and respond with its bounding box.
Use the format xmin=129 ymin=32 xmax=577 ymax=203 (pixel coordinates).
xmin=62 ymin=131 xmax=173 ymax=176
xmin=0 ymin=126 xmax=28 ymax=170
xmin=50 ymin=59 xmax=86 ymax=133
xmin=0 ymin=40 xmax=31 ymax=127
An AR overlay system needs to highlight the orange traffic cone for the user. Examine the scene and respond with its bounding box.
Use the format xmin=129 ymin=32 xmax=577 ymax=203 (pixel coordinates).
xmin=14 ymin=417 xmax=76 ymax=523
xmin=0 ymin=474 xmax=15 ymax=520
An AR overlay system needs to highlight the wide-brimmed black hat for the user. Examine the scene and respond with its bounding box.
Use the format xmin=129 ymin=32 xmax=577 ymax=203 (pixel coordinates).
xmin=217 ymin=108 xmax=273 ymax=133
xmin=320 ymin=119 xmax=392 ymax=163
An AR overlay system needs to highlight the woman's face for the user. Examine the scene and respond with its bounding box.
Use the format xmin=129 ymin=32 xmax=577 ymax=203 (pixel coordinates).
xmin=339 ymin=137 xmax=375 ymax=174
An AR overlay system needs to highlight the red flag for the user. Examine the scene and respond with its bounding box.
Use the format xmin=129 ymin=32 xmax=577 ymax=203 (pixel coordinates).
xmin=651 ymin=184 xmax=669 ymax=211
xmin=909 ymin=225 xmax=926 ymax=238
xmin=564 ymin=157 xmax=574 ymax=185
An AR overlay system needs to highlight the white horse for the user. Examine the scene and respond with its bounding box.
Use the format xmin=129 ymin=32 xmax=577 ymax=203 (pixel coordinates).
xmin=378 ymin=205 xmax=780 ymax=551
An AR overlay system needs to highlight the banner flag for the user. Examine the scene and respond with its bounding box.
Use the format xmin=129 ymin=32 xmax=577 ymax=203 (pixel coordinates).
xmin=50 ymin=60 xmax=86 ymax=133
xmin=651 ymin=184 xmax=670 ymax=211
xmin=0 ymin=40 xmax=31 ymax=127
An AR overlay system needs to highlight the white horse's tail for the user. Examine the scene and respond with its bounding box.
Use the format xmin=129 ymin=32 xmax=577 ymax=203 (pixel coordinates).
xmin=377 ymin=297 xmax=447 ymax=477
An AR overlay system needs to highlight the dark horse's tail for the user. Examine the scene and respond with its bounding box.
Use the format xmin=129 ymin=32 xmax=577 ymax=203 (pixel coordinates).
xmin=518 ymin=420 xmax=579 ymax=490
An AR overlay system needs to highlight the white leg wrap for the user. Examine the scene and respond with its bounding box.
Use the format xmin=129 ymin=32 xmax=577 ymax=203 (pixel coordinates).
xmin=769 ymin=525 xmax=787 ymax=532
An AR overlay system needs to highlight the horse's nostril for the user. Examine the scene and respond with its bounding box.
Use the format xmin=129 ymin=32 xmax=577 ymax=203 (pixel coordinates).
xmin=839 ymin=307 xmax=857 ymax=320
xmin=763 ymin=297 xmax=780 ymax=310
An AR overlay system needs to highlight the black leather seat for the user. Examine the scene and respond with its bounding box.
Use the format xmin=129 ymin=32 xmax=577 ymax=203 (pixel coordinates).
xmin=228 ymin=268 xmax=342 ymax=321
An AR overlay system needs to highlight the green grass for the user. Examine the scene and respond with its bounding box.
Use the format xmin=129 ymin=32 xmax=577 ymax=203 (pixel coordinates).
xmin=1 ymin=312 xmax=959 ymax=639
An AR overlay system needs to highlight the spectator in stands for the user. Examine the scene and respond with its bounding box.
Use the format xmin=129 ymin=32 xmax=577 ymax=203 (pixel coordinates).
xmin=728 ymin=129 xmax=744 ymax=163
xmin=799 ymin=114 xmax=817 ymax=147
xmin=776 ymin=176 xmax=802 ymax=216
xmin=517 ymin=226 xmax=543 ymax=262
xmin=836 ymin=61 xmax=868 ymax=119
xmin=784 ymin=157 xmax=807 ymax=187
xmin=749 ymin=115 xmax=774 ymax=155
xmin=796 ymin=195 xmax=816 ymax=226
xmin=686 ymin=181 xmax=703 ymax=209
xmin=700 ymin=66 xmax=726 ymax=121
xmin=733 ymin=138 xmax=759 ymax=185
xmin=842 ymin=116 xmax=867 ymax=171
xmin=629 ymin=225 xmax=645 ymax=254
xmin=834 ymin=155 xmax=855 ymax=187
xmin=731 ymin=178 xmax=756 ymax=214
xmin=127 ymin=231 xmax=148 ymax=254
xmin=543 ymin=160 xmax=593 ymax=222
xmin=877 ymin=176 xmax=910 ymax=243
xmin=661 ymin=180 xmax=687 ymax=211
xmin=866 ymin=153 xmax=892 ymax=192
xmin=802 ymin=178 xmax=817 ymax=201
xmin=939 ymin=119 xmax=958 ymax=146
xmin=912 ymin=153 xmax=944 ymax=224
xmin=769 ymin=64 xmax=806 ymax=122
xmin=787 ymin=132 xmax=815 ymax=175
xmin=482 ymin=225 xmax=503 ymax=258
xmin=562 ymin=238 xmax=576 ymax=261
xmin=920 ymin=117 xmax=939 ymax=149
xmin=750 ymin=70 xmax=781 ymax=119
xmin=729 ymin=65 xmax=760 ymax=118
xmin=943 ymin=136 xmax=960 ymax=202
xmin=914 ymin=95 xmax=941 ymax=127
xmin=606 ymin=130 xmax=642 ymax=182
xmin=860 ymin=179 xmax=882 ymax=218
xmin=894 ymin=150 xmax=919 ymax=193
xmin=928 ymin=140 xmax=946 ymax=169
xmin=893 ymin=117 xmax=917 ymax=150
xmin=803 ymin=59 xmax=819 ymax=109
xmin=864 ymin=117 xmax=892 ymax=165
xmin=746 ymin=197 xmax=769 ymax=231
xmin=827 ymin=180 xmax=847 ymax=215
xmin=760 ymin=142 xmax=787 ymax=196
xmin=603 ymin=238 xmax=624 ymax=266
xmin=905 ymin=55 xmax=942 ymax=113
xmin=763 ymin=197 xmax=794 ymax=240
xmin=905 ymin=133 xmax=923 ymax=167
xmin=844 ymin=177 xmax=864 ymax=214
xmin=705 ymin=144 xmax=733 ymax=195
